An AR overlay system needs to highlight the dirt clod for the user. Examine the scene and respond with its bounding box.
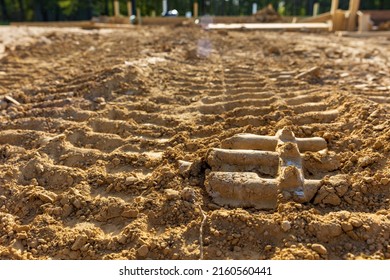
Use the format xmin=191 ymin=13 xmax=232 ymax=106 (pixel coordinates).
xmin=311 ymin=244 xmax=328 ymax=255
xmin=137 ymin=245 xmax=149 ymax=257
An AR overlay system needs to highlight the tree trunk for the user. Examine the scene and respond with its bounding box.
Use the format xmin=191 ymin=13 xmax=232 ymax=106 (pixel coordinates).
xmin=0 ymin=0 xmax=9 ymax=21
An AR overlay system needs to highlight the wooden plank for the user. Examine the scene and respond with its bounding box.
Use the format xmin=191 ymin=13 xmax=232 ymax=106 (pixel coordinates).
xmin=331 ymin=0 xmax=339 ymax=15
xmin=114 ymin=0 xmax=120 ymax=17
xmin=194 ymin=2 xmax=199 ymax=18
xmin=136 ymin=8 xmax=142 ymax=25
xmin=206 ymin=22 xmax=330 ymax=30
xmin=141 ymin=17 xmax=186 ymax=25
xmin=313 ymin=3 xmax=320 ymax=17
xmin=10 ymin=21 xmax=93 ymax=28
xmin=330 ymin=0 xmax=340 ymax=32
xmin=336 ymin=31 xmax=390 ymax=37
xmin=87 ymin=23 xmax=134 ymax=29
xmin=11 ymin=21 xmax=135 ymax=29
xmin=127 ymin=1 xmax=132 ymax=17
xmin=357 ymin=11 xmax=371 ymax=32
xmin=300 ymin=12 xmax=331 ymax=23
xmin=362 ymin=10 xmax=390 ymax=24
xmin=331 ymin=10 xmax=346 ymax=31
xmin=347 ymin=0 xmax=360 ymax=31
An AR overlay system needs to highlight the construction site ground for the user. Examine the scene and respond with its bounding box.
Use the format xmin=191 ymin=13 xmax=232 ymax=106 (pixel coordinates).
xmin=0 ymin=25 xmax=389 ymax=260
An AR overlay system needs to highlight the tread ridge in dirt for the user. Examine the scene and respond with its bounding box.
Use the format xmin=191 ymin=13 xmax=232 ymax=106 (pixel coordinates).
xmin=205 ymin=127 xmax=344 ymax=209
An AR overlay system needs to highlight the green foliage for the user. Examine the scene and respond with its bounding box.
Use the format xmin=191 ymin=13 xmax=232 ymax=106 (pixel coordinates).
xmin=58 ymin=0 xmax=77 ymax=15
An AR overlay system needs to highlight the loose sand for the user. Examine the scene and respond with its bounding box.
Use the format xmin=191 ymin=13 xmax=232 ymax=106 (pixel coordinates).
xmin=0 ymin=25 xmax=389 ymax=260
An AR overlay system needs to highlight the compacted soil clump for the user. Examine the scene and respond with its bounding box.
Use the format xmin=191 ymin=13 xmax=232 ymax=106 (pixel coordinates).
xmin=0 ymin=25 xmax=389 ymax=260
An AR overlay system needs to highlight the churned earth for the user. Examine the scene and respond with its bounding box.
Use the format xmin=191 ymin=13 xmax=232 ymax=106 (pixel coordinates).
xmin=0 ymin=25 xmax=389 ymax=260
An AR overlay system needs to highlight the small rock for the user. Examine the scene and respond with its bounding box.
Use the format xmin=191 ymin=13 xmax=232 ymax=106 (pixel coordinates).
xmin=181 ymin=187 xmax=196 ymax=202
xmin=178 ymin=160 xmax=191 ymax=175
xmin=62 ymin=204 xmax=73 ymax=217
xmin=308 ymin=221 xmax=342 ymax=242
xmin=335 ymin=184 xmax=348 ymax=197
xmin=165 ymin=189 xmax=180 ymax=200
xmin=38 ymin=193 xmax=54 ymax=203
xmin=281 ymin=221 xmax=291 ymax=232
xmin=16 ymin=232 xmax=28 ymax=240
xmin=13 ymin=224 xmax=30 ymax=232
xmin=66 ymin=175 xmax=74 ymax=186
xmin=125 ymin=176 xmax=138 ymax=184
xmin=112 ymin=158 xmax=121 ymax=166
xmin=211 ymin=228 xmax=220 ymax=237
xmin=323 ymin=193 xmax=341 ymax=206
xmin=122 ymin=208 xmax=139 ymax=218
xmin=338 ymin=211 xmax=351 ymax=220
xmin=118 ymin=235 xmax=127 ymax=244
xmin=328 ymin=174 xmax=348 ymax=186
xmin=29 ymin=239 xmax=38 ymax=248
xmin=137 ymin=245 xmax=149 ymax=257
xmin=94 ymin=97 xmax=105 ymax=104
xmin=38 ymin=238 xmax=46 ymax=244
xmin=106 ymin=204 xmax=123 ymax=219
xmin=0 ymin=100 xmax=8 ymax=110
xmin=312 ymin=243 xmax=327 ymax=255
xmin=172 ymin=253 xmax=179 ymax=259
xmin=350 ymin=218 xmax=363 ymax=228
xmin=359 ymin=156 xmax=374 ymax=167
xmin=373 ymin=124 xmax=386 ymax=131
xmin=366 ymin=239 xmax=375 ymax=245
xmin=11 ymin=240 xmax=24 ymax=252
xmin=207 ymin=203 xmax=219 ymax=210
xmin=341 ymin=222 xmax=353 ymax=232
xmin=72 ymin=199 xmax=82 ymax=209
xmin=71 ymin=235 xmax=88 ymax=251
xmin=268 ymin=46 xmax=281 ymax=55
xmin=369 ymin=109 xmax=381 ymax=118
xmin=380 ymin=178 xmax=389 ymax=185
xmin=163 ymin=247 xmax=171 ymax=256
xmin=344 ymin=243 xmax=353 ymax=250
xmin=231 ymin=238 xmax=239 ymax=245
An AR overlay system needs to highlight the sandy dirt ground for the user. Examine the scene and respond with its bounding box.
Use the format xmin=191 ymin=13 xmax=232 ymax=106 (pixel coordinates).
xmin=0 ymin=25 xmax=389 ymax=260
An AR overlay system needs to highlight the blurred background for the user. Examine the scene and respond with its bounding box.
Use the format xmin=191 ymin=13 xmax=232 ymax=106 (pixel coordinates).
xmin=0 ymin=0 xmax=389 ymax=23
